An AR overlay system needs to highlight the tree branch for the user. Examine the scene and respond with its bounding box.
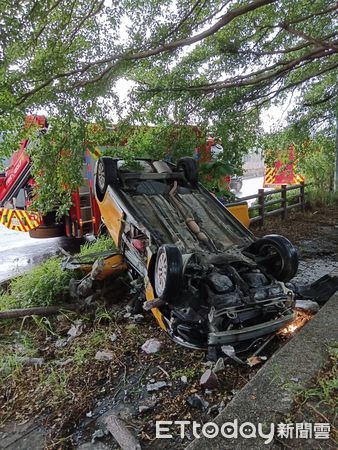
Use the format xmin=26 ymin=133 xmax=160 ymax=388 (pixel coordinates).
xmin=15 ymin=0 xmax=276 ymax=104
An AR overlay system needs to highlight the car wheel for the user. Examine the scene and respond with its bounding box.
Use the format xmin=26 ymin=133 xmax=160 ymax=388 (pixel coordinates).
xmin=248 ymin=234 xmax=299 ymax=282
xmin=154 ymin=244 xmax=183 ymax=301
xmin=96 ymin=157 xmax=118 ymax=202
xmin=177 ymin=157 xmax=199 ymax=185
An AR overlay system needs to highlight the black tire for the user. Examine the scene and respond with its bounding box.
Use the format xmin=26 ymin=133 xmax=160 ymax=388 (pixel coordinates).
xmin=177 ymin=157 xmax=199 ymax=185
xmin=248 ymin=234 xmax=299 ymax=282
xmin=95 ymin=157 xmax=119 ymax=202
xmin=154 ymin=244 xmax=183 ymax=301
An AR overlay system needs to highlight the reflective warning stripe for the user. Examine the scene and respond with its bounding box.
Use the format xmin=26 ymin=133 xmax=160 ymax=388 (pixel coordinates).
xmin=89 ymin=146 xmax=102 ymax=160
xmin=294 ymin=174 xmax=305 ymax=183
xmin=263 ymin=168 xmax=277 ymax=186
xmin=0 ymin=208 xmax=43 ymax=232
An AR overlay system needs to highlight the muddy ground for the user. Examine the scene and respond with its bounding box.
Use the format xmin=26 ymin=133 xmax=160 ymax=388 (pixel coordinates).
xmin=0 ymin=206 xmax=337 ymax=450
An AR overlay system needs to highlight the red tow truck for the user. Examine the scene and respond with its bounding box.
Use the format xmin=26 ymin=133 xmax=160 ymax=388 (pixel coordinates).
xmin=0 ymin=115 xmax=101 ymax=238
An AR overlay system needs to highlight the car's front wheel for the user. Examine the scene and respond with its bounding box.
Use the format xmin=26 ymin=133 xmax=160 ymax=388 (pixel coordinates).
xmin=154 ymin=244 xmax=183 ymax=301
xmin=248 ymin=234 xmax=299 ymax=282
xmin=95 ymin=157 xmax=118 ymax=202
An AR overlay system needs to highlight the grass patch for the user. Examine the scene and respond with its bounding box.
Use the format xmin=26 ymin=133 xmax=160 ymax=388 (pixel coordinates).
xmin=295 ymin=343 xmax=338 ymax=410
xmin=79 ymin=235 xmax=115 ymax=256
xmin=306 ymin=187 xmax=338 ymax=209
xmin=0 ymin=235 xmax=115 ymax=312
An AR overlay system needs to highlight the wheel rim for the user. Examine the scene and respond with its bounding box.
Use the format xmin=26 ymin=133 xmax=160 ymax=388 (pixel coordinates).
xmin=155 ymin=251 xmax=168 ymax=296
xmin=97 ymin=161 xmax=106 ymax=192
xmin=258 ymin=244 xmax=284 ymax=276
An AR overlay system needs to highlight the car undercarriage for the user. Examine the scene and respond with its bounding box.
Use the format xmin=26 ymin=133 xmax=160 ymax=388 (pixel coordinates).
xmin=94 ymin=156 xmax=333 ymax=355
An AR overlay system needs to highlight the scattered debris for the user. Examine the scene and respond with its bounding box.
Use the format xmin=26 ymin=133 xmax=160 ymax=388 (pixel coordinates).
xmin=95 ymin=351 xmax=115 ymax=361
xmin=247 ymin=356 xmax=265 ymax=367
xmin=138 ymin=399 xmax=157 ymax=414
xmin=54 ymin=358 xmax=73 ymax=367
xmin=131 ymin=314 xmax=144 ymax=323
xmin=55 ymin=338 xmax=68 ymax=348
xmin=109 ymin=333 xmax=117 ymax=343
xmin=67 ymin=320 xmax=83 ymax=340
xmin=213 ymin=357 xmax=225 ymax=373
xmin=141 ymin=338 xmax=162 ymax=354
xmin=16 ymin=357 xmax=45 ymax=366
xmin=91 ymin=428 xmax=105 ymax=442
xmin=295 ymin=299 xmax=320 ymax=313
xmin=146 ymin=381 xmax=167 ymax=392
xmin=77 ymin=277 xmax=93 ymax=298
xmin=200 ymin=369 xmax=219 ymax=390
xmin=180 ymin=375 xmax=188 ymax=383
xmin=187 ymin=394 xmax=209 ymax=410
xmin=90 ymin=259 xmax=105 ymax=280
xmin=221 ymin=345 xmax=236 ymax=357
xmin=103 ymin=412 xmax=141 ymax=450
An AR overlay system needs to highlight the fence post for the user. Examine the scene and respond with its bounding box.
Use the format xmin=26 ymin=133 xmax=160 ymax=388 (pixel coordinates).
xmin=281 ymin=184 xmax=287 ymax=220
xmin=258 ymin=188 xmax=265 ymax=226
xmin=300 ymin=182 xmax=305 ymax=212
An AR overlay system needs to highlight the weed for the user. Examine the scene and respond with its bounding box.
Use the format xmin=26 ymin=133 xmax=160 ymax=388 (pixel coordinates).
xmin=73 ymin=345 xmax=90 ymax=366
xmin=79 ymin=235 xmax=115 ymax=256
xmin=94 ymin=306 xmax=116 ymax=324
xmin=171 ymin=367 xmax=197 ymax=380
xmin=88 ymin=329 xmax=109 ymax=347
xmin=0 ymin=354 xmax=23 ymax=380
xmin=295 ymin=342 xmax=338 ymax=410
xmin=43 ymin=367 xmax=70 ymax=398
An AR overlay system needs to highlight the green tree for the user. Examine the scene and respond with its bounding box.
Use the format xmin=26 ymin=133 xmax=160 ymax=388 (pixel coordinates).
xmin=0 ymin=0 xmax=336 ymax=213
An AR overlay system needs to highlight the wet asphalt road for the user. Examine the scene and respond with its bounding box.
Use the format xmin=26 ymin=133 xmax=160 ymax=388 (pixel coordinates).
xmin=0 ymin=225 xmax=82 ymax=283
xmin=0 ymin=177 xmax=265 ymax=283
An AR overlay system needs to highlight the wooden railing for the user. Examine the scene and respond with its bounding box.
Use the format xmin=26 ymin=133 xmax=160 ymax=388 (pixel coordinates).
xmin=227 ymin=182 xmax=306 ymax=226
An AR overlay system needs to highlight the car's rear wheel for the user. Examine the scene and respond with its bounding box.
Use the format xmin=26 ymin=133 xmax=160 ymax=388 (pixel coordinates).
xmin=177 ymin=157 xmax=199 ymax=185
xmin=96 ymin=157 xmax=118 ymax=202
xmin=154 ymin=244 xmax=183 ymax=301
xmin=248 ymin=234 xmax=298 ymax=282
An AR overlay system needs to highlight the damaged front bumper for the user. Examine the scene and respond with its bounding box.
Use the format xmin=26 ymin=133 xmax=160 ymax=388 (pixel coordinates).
xmin=208 ymin=310 xmax=295 ymax=345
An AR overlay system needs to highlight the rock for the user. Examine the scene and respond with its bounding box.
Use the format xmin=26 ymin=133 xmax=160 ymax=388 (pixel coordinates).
xmin=295 ymin=300 xmax=320 ymax=313
xmin=77 ymin=277 xmax=93 ymax=298
xmin=200 ymin=369 xmax=219 ymax=390
xmin=90 ymin=259 xmax=105 ymax=280
xmin=213 ymin=357 xmax=225 ymax=373
xmin=187 ymin=394 xmax=209 ymax=410
xmin=138 ymin=399 xmax=157 ymax=414
xmin=95 ymin=351 xmax=115 ymax=361
xmin=146 ymin=381 xmax=167 ymax=392
xmin=180 ymin=375 xmax=188 ymax=383
xmin=141 ymin=338 xmax=162 ymax=354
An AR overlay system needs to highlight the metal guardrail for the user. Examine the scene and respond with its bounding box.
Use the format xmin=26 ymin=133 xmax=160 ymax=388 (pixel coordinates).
xmin=229 ymin=182 xmax=306 ymax=226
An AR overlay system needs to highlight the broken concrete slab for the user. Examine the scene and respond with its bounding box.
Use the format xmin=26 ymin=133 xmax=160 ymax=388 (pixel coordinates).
xmin=186 ymin=292 xmax=338 ymax=450
xmin=0 ymin=421 xmax=46 ymax=450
